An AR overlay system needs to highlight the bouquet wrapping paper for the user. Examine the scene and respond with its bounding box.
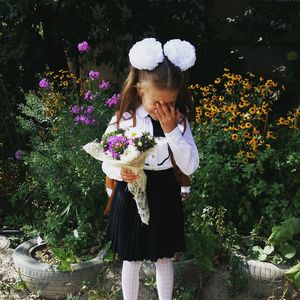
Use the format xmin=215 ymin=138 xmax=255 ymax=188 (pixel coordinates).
xmin=83 ymin=129 xmax=166 ymax=225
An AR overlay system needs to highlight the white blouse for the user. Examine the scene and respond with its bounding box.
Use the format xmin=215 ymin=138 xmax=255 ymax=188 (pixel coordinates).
xmin=102 ymin=105 xmax=199 ymax=182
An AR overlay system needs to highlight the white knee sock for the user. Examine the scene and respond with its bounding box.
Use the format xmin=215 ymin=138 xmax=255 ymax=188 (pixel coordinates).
xmin=155 ymin=257 xmax=174 ymax=300
xmin=121 ymin=260 xmax=142 ymax=300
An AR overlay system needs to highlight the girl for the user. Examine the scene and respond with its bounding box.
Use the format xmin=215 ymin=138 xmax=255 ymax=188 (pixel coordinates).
xmin=102 ymin=38 xmax=199 ymax=300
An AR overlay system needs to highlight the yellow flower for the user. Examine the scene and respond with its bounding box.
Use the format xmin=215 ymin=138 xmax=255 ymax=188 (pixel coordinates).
xmin=246 ymin=152 xmax=255 ymax=159
xmin=224 ymin=68 xmax=230 ymax=72
xmin=245 ymin=122 xmax=252 ymax=129
xmin=219 ymin=96 xmax=224 ymax=101
xmin=214 ymin=78 xmax=221 ymax=84
xmin=244 ymin=132 xmax=250 ymax=138
xmin=266 ymin=131 xmax=276 ymax=139
xmin=231 ymin=134 xmax=238 ymax=141
xmin=249 ymin=107 xmax=256 ymax=114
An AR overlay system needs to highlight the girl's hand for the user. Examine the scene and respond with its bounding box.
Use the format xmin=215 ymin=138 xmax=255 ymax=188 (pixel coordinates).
xmin=121 ymin=167 xmax=139 ymax=183
xmin=154 ymin=101 xmax=180 ymax=133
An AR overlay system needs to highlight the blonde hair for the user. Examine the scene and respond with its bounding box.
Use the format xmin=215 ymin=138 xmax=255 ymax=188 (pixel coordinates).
xmin=116 ymin=57 xmax=194 ymax=124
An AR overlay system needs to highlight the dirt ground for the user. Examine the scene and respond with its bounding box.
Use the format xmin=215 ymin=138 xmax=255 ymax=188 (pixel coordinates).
xmin=0 ymin=245 xmax=296 ymax=300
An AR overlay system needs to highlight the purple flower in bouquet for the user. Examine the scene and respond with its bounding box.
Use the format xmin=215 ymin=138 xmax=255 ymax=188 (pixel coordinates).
xmin=39 ymin=78 xmax=50 ymax=89
xmin=105 ymin=135 xmax=129 ymax=159
xmin=105 ymin=94 xmax=120 ymax=107
xmin=99 ymin=80 xmax=111 ymax=90
xmin=86 ymin=105 xmax=94 ymax=114
xmin=89 ymin=70 xmax=100 ymax=80
xmin=15 ymin=150 xmax=21 ymax=160
xmin=78 ymin=41 xmax=91 ymax=52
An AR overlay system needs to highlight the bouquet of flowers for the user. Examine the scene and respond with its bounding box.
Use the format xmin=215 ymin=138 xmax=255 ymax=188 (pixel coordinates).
xmin=83 ymin=127 xmax=165 ymax=224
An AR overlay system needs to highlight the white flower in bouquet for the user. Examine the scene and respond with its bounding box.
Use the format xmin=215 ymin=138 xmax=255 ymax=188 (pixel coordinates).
xmin=120 ymin=144 xmax=140 ymax=163
xmin=124 ymin=127 xmax=143 ymax=139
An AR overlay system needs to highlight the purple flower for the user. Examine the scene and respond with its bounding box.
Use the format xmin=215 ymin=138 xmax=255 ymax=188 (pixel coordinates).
xmin=86 ymin=105 xmax=94 ymax=114
xmin=84 ymin=118 xmax=96 ymax=126
xmin=99 ymin=80 xmax=111 ymax=90
xmin=78 ymin=115 xmax=87 ymax=123
xmin=84 ymin=91 xmax=98 ymax=101
xmin=15 ymin=150 xmax=21 ymax=160
xmin=105 ymin=94 xmax=120 ymax=107
xmin=84 ymin=91 xmax=92 ymax=100
xmin=89 ymin=70 xmax=100 ymax=80
xmin=78 ymin=41 xmax=91 ymax=52
xmin=104 ymin=135 xmax=129 ymax=159
xmin=39 ymin=78 xmax=50 ymax=89
xmin=70 ymin=105 xmax=83 ymax=114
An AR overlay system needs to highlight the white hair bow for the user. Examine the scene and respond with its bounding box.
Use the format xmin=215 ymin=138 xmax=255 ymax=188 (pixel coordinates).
xmin=129 ymin=38 xmax=196 ymax=71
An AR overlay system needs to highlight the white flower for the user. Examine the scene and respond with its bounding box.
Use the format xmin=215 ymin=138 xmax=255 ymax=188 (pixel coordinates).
xmin=124 ymin=127 xmax=143 ymax=139
xmin=129 ymin=38 xmax=164 ymax=71
xmin=73 ymin=229 xmax=79 ymax=238
xmin=163 ymin=39 xmax=196 ymax=71
xmin=120 ymin=144 xmax=139 ymax=163
xmin=258 ymin=37 xmax=263 ymax=42
xmin=37 ymin=236 xmax=43 ymax=245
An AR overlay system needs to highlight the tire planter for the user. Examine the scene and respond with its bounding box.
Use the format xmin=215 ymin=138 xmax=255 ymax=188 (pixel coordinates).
xmin=0 ymin=235 xmax=10 ymax=251
xmin=13 ymin=239 xmax=104 ymax=300
xmin=236 ymin=253 xmax=290 ymax=280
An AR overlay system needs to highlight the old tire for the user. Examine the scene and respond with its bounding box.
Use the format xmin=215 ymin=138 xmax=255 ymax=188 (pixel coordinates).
xmin=237 ymin=254 xmax=289 ymax=280
xmin=13 ymin=239 xmax=104 ymax=299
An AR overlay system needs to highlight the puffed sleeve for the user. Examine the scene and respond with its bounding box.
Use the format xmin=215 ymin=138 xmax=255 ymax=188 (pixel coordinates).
xmin=101 ymin=115 xmax=123 ymax=181
xmin=164 ymin=120 xmax=199 ymax=176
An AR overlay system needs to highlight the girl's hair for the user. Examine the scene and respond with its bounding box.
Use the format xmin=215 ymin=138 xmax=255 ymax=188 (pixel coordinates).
xmin=116 ymin=57 xmax=194 ymax=124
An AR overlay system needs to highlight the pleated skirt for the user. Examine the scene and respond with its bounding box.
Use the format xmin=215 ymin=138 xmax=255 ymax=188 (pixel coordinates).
xmin=106 ymin=168 xmax=186 ymax=262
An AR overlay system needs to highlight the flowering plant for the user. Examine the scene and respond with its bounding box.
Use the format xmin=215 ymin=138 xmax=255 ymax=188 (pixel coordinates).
xmin=185 ymin=69 xmax=299 ymax=272
xmin=83 ymin=128 xmax=165 ymax=225
xmin=14 ymin=40 xmax=123 ymax=264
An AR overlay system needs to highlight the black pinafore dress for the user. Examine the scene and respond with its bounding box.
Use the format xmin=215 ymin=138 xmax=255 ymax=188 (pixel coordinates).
xmin=106 ymin=117 xmax=186 ymax=262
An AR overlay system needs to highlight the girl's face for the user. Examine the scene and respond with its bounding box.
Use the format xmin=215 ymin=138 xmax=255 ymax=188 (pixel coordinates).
xmin=137 ymin=81 xmax=178 ymax=120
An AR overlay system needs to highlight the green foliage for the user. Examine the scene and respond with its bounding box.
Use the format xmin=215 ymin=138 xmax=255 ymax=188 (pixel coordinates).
xmin=286 ymin=262 xmax=300 ymax=289
xmin=268 ymin=218 xmax=300 ymax=245
xmin=185 ymin=205 xmax=239 ymax=272
xmin=51 ymin=247 xmax=79 ymax=272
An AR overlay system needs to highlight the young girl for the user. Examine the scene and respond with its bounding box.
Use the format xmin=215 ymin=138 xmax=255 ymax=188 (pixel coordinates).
xmin=102 ymin=38 xmax=199 ymax=300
